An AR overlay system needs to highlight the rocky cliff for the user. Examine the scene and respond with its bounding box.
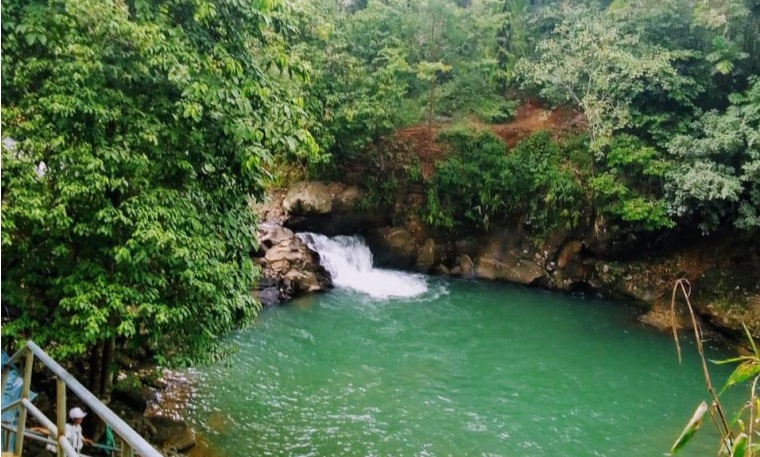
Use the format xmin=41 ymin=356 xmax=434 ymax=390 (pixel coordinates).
xmin=258 ymin=181 xmax=760 ymax=339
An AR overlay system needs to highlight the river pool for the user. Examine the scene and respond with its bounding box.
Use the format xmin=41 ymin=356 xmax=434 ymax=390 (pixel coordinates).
xmin=187 ymin=235 xmax=739 ymax=457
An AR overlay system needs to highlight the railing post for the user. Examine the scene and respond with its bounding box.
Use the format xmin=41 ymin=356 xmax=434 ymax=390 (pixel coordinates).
xmin=1 ymin=363 xmax=7 ymax=453
xmin=1 ymin=366 xmax=9 ymax=404
xmin=57 ymin=377 xmax=66 ymax=457
xmin=15 ymin=341 xmax=162 ymax=457
xmin=13 ymin=350 xmax=34 ymax=456
xmin=2 ymin=356 xmax=12 ymax=452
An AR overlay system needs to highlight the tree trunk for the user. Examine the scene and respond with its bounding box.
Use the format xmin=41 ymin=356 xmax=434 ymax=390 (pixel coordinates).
xmin=100 ymin=335 xmax=116 ymax=403
xmin=88 ymin=340 xmax=104 ymax=398
xmin=428 ymin=78 xmax=436 ymax=129
xmin=427 ymin=19 xmax=438 ymax=130
xmin=427 ymin=18 xmax=444 ymax=130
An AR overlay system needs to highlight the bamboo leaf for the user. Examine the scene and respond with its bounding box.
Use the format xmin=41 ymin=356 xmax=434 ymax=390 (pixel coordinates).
xmin=730 ymin=433 xmax=747 ymax=457
xmin=743 ymin=323 xmax=759 ymax=359
xmin=669 ymin=401 xmax=708 ymax=455
xmin=712 ymin=356 xmax=755 ymax=365
xmin=721 ymin=362 xmax=760 ymax=395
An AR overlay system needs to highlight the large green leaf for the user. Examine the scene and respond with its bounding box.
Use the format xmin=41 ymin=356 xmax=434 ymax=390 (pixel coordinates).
xmin=669 ymin=401 xmax=708 ymax=455
xmin=730 ymin=433 xmax=748 ymax=457
xmin=721 ymin=361 xmax=760 ymax=395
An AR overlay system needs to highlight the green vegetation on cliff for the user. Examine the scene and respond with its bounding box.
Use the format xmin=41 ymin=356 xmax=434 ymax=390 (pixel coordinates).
xmin=424 ymin=129 xmax=586 ymax=233
xmin=294 ymin=0 xmax=760 ymax=239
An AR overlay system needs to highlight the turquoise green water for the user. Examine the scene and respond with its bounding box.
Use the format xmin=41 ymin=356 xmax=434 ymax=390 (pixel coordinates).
xmin=188 ymin=279 xmax=740 ymax=457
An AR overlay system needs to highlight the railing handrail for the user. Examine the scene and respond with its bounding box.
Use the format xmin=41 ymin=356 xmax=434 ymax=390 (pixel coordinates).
xmin=2 ymin=340 xmax=163 ymax=457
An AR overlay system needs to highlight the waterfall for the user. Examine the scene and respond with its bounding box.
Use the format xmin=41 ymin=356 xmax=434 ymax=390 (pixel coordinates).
xmin=297 ymin=233 xmax=428 ymax=299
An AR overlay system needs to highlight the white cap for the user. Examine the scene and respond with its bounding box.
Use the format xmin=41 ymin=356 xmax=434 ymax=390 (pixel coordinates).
xmin=69 ymin=407 xmax=87 ymax=420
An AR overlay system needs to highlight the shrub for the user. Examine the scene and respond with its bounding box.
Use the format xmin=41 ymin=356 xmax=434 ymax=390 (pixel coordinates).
xmin=424 ymin=128 xmax=585 ymax=234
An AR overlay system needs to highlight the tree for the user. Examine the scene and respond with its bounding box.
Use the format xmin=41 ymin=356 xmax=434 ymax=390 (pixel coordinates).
xmin=590 ymin=135 xmax=674 ymax=233
xmin=431 ymin=0 xmax=513 ymax=122
xmin=693 ymin=0 xmax=751 ymax=76
xmin=296 ymin=0 xmax=416 ymax=159
xmin=516 ymin=4 xmax=696 ymax=151
xmin=495 ymin=0 xmax=530 ymax=92
xmin=298 ymin=0 xmax=516 ymax=163
xmin=1 ymin=0 xmax=317 ymax=396
xmin=666 ymin=77 xmax=760 ymax=233
xmin=608 ymin=0 xmax=696 ymax=48
xmin=416 ymin=60 xmax=452 ymax=127
xmin=424 ymin=128 xmax=585 ymax=233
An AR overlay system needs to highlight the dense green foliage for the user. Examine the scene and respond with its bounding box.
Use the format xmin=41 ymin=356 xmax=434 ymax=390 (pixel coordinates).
xmin=295 ymin=0 xmax=760 ymax=237
xmin=591 ymin=135 xmax=674 ymax=233
xmin=424 ymin=128 xmax=513 ymax=231
xmin=516 ymin=3 xmax=700 ymax=150
xmin=296 ymin=2 xmax=416 ymax=160
xmin=1 ymin=0 xmax=317 ymax=375
xmin=515 ymin=0 xmax=760 ymax=234
xmin=296 ymin=0 xmax=515 ymax=162
xmin=667 ymin=77 xmax=760 ymax=233
xmin=425 ymin=128 xmax=676 ymax=236
xmin=424 ymin=129 xmax=585 ymax=233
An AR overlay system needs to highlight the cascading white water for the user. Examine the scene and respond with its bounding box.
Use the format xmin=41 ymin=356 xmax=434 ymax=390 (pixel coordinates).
xmin=297 ymin=233 xmax=428 ymax=299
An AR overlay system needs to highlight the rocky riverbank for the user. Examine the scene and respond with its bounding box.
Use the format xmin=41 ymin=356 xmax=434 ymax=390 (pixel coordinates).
xmin=261 ymin=180 xmax=760 ymax=339
xmin=252 ymin=223 xmax=332 ymax=307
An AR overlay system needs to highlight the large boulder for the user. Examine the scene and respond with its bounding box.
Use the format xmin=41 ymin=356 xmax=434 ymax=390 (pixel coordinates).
xmin=253 ymin=287 xmax=280 ymax=307
xmin=283 ymin=182 xmax=333 ymax=216
xmin=280 ymin=181 xmax=383 ymax=235
xmin=474 ymin=235 xmax=546 ymax=285
xmin=333 ymin=185 xmax=362 ymax=212
xmin=148 ymin=416 xmax=195 ymax=452
xmin=638 ymin=297 xmax=685 ymax=331
xmin=690 ymin=265 xmax=760 ymax=336
xmin=258 ymin=224 xmax=296 ymax=249
xmin=455 ymin=255 xmax=475 ymax=279
xmin=475 ymin=255 xmax=545 ymax=285
xmin=416 ymin=238 xmax=436 ymax=273
xmin=253 ymin=224 xmax=332 ymax=305
xmin=370 ymin=226 xmax=417 ymax=268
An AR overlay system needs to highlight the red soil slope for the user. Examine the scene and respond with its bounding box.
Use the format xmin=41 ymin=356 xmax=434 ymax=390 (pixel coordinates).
xmin=391 ymin=102 xmax=584 ymax=178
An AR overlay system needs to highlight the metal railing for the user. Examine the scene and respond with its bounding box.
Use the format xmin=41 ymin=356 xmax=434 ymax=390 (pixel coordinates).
xmin=1 ymin=341 xmax=162 ymax=457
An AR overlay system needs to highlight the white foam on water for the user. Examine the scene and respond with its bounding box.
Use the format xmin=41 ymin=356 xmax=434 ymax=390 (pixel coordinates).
xmin=297 ymin=233 xmax=429 ymax=299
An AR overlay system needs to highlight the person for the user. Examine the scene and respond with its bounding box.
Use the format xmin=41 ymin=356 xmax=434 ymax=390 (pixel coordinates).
xmin=2 ymin=351 xmax=37 ymax=450
xmin=30 ymin=407 xmax=94 ymax=454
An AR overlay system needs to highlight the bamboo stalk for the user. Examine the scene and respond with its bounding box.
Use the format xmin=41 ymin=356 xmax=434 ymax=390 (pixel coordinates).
xmin=747 ymin=375 xmax=759 ymax=457
xmin=671 ymin=279 xmax=734 ymax=447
